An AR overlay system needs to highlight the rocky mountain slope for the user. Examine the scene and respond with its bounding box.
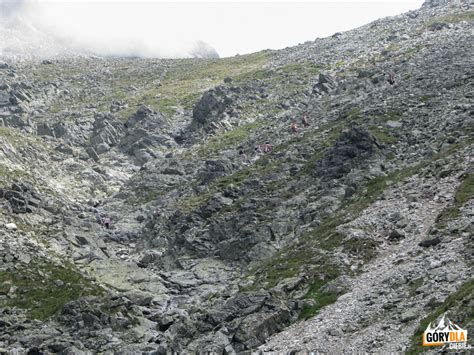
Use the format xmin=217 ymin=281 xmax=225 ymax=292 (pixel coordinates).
xmin=0 ymin=0 xmax=472 ymax=353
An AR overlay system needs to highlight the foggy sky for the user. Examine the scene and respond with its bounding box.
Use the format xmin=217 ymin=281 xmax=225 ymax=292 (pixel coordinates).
xmin=0 ymin=0 xmax=425 ymax=59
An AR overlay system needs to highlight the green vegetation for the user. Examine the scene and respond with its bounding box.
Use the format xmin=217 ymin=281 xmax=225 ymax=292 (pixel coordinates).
xmin=420 ymin=94 xmax=434 ymax=102
xmin=246 ymin=163 xmax=422 ymax=294
xmin=236 ymin=61 xmax=320 ymax=84
xmin=0 ymin=260 xmax=103 ymax=320
xmin=369 ymin=126 xmax=397 ymax=144
xmin=435 ymin=173 xmax=474 ymax=227
xmin=35 ymin=51 xmax=272 ymax=120
xmin=273 ymin=141 xmax=471 ymax=320
xmin=299 ymin=276 xmax=340 ymax=320
xmin=417 ymin=10 xmax=474 ymax=35
xmin=296 ymin=123 xmax=346 ymax=176
xmin=198 ymin=121 xmax=266 ymax=157
xmin=407 ymin=278 xmax=474 ymax=355
xmin=0 ymin=126 xmax=25 ymax=147
xmin=182 ymin=117 xmax=368 ymax=214
xmin=179 ymin=167 xmax=254 ymax=212
xmin=451 ymin=173 xmax=473 ymax=206
xmin=333 ymin=60 xmax=345 ymax=68
xmin=276 ymin=62 xmax=320 ymax=76
xmin=343 ymin=237 xmax=379 ymax=262
xmin=425 ymin=10 xmax=474 ymax=27
xmin=138 ymin=51 xmax=272 ymax=115
xmin=0 ymin=163 xmax=27 ymax=187
xmin=32 ymin=63 xmax=85 ymax=82
xmin=0 ymin=127 xmax=37 ymax=187
xmin=372 ymin=110 xmax=402 ymax=123
xmin=178 ymin=103 xmax=470 ymax=319
xmin=408 ymin=277 xmax=424 ymax=297
xmin=404 ymin=45 xmax=423 ymax=57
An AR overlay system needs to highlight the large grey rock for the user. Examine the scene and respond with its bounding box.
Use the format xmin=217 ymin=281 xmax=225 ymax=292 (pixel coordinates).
xmin=192 ymin=292 xmax=292 ymax=351
xmin=125 ymin=105 xmax=156 ymax=129
xmin=36 ymin=122 xmax=69 ymax=138
xmin=313 ymin=73 xmax=336 ymax=94
xmin=314 ymin=126 xmax=382 ymax=180
xmin=193 ymin=86 xmax=233 ymax=125
xmin=400 ymin=309 xmax=417 ymax=322
xmin=207 ymin=292 xmax=270 ymax=325
xmin=89 ymin=112 xmax=125 ymax=155
xmin=0 ymin=90 xmax=11 ymax=106
xmin=0 ymin=182 xmax=42 ymax=213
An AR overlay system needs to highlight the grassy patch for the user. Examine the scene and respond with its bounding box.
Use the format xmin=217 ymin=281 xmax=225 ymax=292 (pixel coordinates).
xmin=0 ymin=260 xmax=103 ymax=320
xmin=235 ymin=68 xmax=273 ymax=83
xmin=435 ymin=173 xmax=474 ymax=226
xmin=0 ymin=163 xmax=28 ymax=187
xmin=425 ymin=10 xmax=474 ymax=28
xmin=409 ymin=277 xmax=424 ymax=297
xmin=36 ymin=52 xmax=272 ymax=119
xmin=155 ymin=51 xmax=272 ymax=113
xmin=343 ymin=237 xmax=379 ymax=262
xmin=407 ymin=278 xmax=474 ymax=355
xmin=247 ymin=163 xmax=422 ymax=292
xmin=235 ymin=60 xmax=320 ymax=91
xmin=416 ymin=11 xmax=474 ymax=34
xmin=0 ymin=126 xmax=27 ymax=147
xmin=420 ymin=94 xmax=433 ymax=103
xmin=304 ymin=124 xmax=346 ymax=164
xmin=404 ymin=45 xmax=423 ymax=57
xmin=369 ymin=126 xmax=397 ymax=144
xmin=317 ymin=232 xmax=345 ymax=251
xmin=277 ymin=62 xmax=321 ymax=76
xmin=372 ymin=110 xmax=403 ymax=123
xmin=198 ymin=121 xmax=266 ymax=157
xmin=453 ymin=173 xmax=474 ymax=205
xmin=179 ymin=168 xmax=253 ymax=212
xmin=299 ymin=275 xmax=340 ymax=320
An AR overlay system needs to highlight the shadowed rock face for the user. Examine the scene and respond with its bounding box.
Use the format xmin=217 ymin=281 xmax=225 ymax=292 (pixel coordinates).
xmin=314 ymin=126 xmax=382 ymax=180
xmin=192 ymin=85 xmax=233 ymax=125
xmin=0 ymin=182 xmax=42 ymax=214
xmin=90 ymin=113 xmax=125 ymax=154
xmin=0 ymin=1 xmax=472 ymax=353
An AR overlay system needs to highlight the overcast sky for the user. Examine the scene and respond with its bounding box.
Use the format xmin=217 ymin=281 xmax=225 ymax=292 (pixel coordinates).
xmin=0 ymin=0 xmax=425 ymax=58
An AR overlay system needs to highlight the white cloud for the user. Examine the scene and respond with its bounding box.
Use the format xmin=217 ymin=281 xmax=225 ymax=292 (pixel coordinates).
xmin=0 ymin=0 xmax=425 ymax=59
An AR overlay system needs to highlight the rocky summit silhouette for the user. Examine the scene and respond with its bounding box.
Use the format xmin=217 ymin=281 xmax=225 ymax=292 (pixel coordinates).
xmin=0 ymin=0 xmax=472 ymax=353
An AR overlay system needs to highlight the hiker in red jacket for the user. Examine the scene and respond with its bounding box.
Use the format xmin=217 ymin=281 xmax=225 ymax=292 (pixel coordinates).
xmin=263 ymin=141 xmax=273 ymax=153
xmin=290 ymin=122 xmax=298 ymax=134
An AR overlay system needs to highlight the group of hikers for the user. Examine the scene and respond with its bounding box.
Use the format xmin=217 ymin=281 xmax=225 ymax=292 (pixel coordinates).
xmin=238 ymin=71 xmax=396 ymax=165
xmin=290 ymin=111 xmax=311 ymax=135
xmin=95 ymin=72 xmax=397 ymax=226
xmin=238 ymin=111 xmax=312 ymax=164
xmin=91 ymin=199 xmax=113 ymax=230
